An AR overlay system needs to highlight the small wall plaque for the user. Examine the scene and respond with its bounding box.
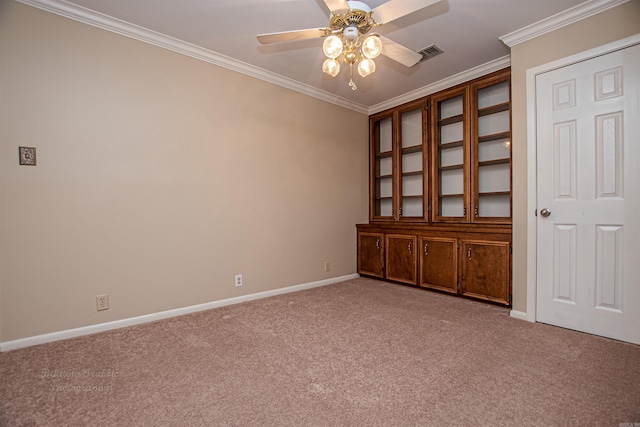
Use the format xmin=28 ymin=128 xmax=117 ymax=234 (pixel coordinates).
xmin=19 ymin=147 xmax=36 ymax=166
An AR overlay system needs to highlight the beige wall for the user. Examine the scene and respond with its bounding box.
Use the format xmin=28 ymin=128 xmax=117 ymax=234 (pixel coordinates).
xmin=510 ymin=1 xmax=640 ymax=312
xmin=0 ymin=0 xmax=369 ymax=342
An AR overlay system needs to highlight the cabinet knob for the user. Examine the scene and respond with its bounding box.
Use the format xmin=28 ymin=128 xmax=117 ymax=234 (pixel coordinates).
xmin=424 ymin=243 xmax=428 ymax=255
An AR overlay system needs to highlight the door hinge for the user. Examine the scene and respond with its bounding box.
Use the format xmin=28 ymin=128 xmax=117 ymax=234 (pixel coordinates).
xmin=535 ymin=209 xmax=538 ymax=217
xmin=457 ymin=283 xmax=461 ymax=292
xmin=509 ymin=245 xmax=513 ymax=254
xmin=457 ymin=242 xmax=460 ymax=249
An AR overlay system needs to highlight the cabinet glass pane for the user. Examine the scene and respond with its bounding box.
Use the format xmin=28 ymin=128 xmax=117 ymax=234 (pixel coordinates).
xmin=478 ymin=194 xmax=510 ymax=217
xmin=440 ymin=146 xmax=463 ymax=168
xmin=402 ymin=151 xmax=422 ymax=173
xmin=439 ymin=96 xmax=463 ymax=119
xmin=478 ymin=138 xmax=510 ymax=162
xmin=440 ymin=169 xmax=464 ymax=195
xmin=377 ymin=199 xmax=393 ymax=216
xmin=478 ymin=110 xmax=510 ymax=137
xmin=403 ymin=198 xmax=423 ymax=217
xmin=478 ymin=163 xmax=510 ymax=193
xmin=378 ymin=176 xmax=393 ymax=198
xmin=378 ymin=117 xmax=392 ymax=152
xmin=403 ymin=174 xmax=422 ymax=196
xmin=401 ymin=109 xmax=422 ymax=148
xmin=478 ymin=81 xmax=509 ymax=109
xmin=378 ymin=156 xmax=393 ymax=176
xmin=440 ymin=122 xmax=463 ymax=144
xmin=440 ymin=197 xmax=464 ymax=217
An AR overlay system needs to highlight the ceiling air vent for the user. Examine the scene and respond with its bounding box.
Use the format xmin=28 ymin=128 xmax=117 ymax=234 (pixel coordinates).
xmin=417 ymin=44 xmax=443 ymax=63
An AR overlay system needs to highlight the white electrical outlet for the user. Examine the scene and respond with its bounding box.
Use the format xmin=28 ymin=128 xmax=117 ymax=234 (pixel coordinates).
xmin=96 ymin=294 xmax=109 ymax=311
xmin=324 ymin=261 xmax=331 ymax=272
xmin=235 ymin=274 xmax=243 ymax=287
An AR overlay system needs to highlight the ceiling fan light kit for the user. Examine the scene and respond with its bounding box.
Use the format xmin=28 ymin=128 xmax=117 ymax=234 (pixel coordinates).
xmin=257 ymin=0 xmax=440 ymax=90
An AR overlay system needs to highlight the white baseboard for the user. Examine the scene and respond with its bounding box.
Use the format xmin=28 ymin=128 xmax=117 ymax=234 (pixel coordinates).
xmin=509 ymin=309 xmax=530 ymax=321
xmin=0 ymin=274 xmax=359 ymax=352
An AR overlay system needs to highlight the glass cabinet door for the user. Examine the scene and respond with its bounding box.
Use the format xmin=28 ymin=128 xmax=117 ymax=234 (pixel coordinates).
xmin=472 ymin=74 xmax=511 ymax=221
xmin=371 ymin=114 xmax=394 ymax=219
xmin=398 ymin=104 xmax=426 ymax=220
xmin=431 ymin=87 xmax=469 ymax=222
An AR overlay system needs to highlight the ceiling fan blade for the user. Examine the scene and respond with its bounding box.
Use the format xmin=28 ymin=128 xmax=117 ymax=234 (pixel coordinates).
xmin=373 ymin=0 xmax=441 ymax=24
xmin=257 ymin=28 xmax=332 ymax=44
xmin=323 ymin=0 xmax=350 ymax=14
xmin=379 ymin=36 xmax=422 ymax=67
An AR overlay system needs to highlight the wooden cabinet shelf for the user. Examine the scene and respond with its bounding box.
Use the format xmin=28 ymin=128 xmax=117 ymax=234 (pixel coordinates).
xmin=478 ymin=131 xmax=511 ymax=143
xmin=439 ymin=164 xmax=464 ymax=172
xmin=479 ymin=191 xmax=510 ymax=196
xmin=439 ymin=140 xmax=464 ymax=149
xmin=439 ymin=114 xmax=464 ymax=126
xmin=478 ymin=102 xmax=510 ymax=117
xmin=402 ymin=145 xmax=423 ymax=154
xmin=478 ymin=158 xmax=510 ymax=167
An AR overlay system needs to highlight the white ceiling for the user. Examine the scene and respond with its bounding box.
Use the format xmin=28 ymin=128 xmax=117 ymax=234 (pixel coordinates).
xmin=25 ymin=0 xmax=592 ymax=112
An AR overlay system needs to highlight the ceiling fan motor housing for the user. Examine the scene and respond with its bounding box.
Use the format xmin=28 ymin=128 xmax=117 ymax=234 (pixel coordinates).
xmin=329 ymin=1 xmax=377 ymax=36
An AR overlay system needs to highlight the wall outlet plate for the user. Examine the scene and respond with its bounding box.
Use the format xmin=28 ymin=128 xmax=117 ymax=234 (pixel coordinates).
xmin=235 ymin=275 xmax=242 ymax=287
xmin=19 ymin=146 xmax=36 ymax=166
xmin=96 ymin=294 xmax=109 ymax=311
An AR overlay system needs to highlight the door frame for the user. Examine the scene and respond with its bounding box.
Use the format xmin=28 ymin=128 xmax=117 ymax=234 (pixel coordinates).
xmin=525 ymin=33 xmax=640 ymax=322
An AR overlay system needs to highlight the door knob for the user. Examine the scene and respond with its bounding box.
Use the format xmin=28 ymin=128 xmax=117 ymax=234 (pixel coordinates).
xmin=540 ymin=208 xmax=551 ymax=217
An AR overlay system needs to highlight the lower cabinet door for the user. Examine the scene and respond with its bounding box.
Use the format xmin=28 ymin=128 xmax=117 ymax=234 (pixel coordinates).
xmin=385 ymin=234 xmax=417 ymax=285
xmin=461 ymin=239 xmax=510 ymax=305
xmin=419 ymin=237 xmax=458 ymax=294
xmin=358 ymin=232 xmax=384 ymax=278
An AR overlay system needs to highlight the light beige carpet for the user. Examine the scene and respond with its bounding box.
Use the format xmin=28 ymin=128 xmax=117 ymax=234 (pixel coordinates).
xmin=1 ymin=277 xmax=639 ymax=426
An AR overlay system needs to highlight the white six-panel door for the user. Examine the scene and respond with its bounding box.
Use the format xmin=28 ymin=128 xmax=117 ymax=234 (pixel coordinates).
xmin=535 ymin=43 xmax=640 ymax=345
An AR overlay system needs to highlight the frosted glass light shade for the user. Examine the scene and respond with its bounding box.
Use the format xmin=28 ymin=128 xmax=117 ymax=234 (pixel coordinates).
xmin=358 ymin=58 xmax=375 ymax=77
xmin=323 ymin=35 xmax=343 ymax=59
xmin=322 ymin=58 xmax=340 ymax=77
xmin=362 ymin=35 xmax=382 ymax=59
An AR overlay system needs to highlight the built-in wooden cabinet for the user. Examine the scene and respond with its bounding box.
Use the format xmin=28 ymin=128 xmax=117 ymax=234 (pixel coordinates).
xmin=472 ymin=72 xmax=512 ymax=221
xmin=430 ymin=69 xmax=512 ymax=223
xmin=432 ymin=86 xmax=470 ymax=222
xmin=419 ymin=236 xmax=457 ymax=294
xmin=357 ymin=232 xmax=384 ymax=278
xmin=460 ymin=239 xmax=510 ymax=304
xmin=370 ymin=100 xmax=427 ymax=221
xmin=385 ymin=234 xmax=417 ymax=284
xmin=357 ymin=224 xmax=511 ymax=306
xmin=359 ymin=69 xmax=512 ymax=307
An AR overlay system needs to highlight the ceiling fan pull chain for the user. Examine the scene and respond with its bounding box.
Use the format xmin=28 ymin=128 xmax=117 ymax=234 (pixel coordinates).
xmin=349 ymin=62 xmax=357 ymax=90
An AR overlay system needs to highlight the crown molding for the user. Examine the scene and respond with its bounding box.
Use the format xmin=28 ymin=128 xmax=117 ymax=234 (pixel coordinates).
xmin=367 ymin=55 xmax=511 ymax=115
xmin=16 ymin=0 xmax=369 ymax=115
xmin=499 ymin=0 xmax=630 ymax=47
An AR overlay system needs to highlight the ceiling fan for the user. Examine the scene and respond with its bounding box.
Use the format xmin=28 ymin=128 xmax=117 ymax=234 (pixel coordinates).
xmin=257 ymin=0 xmax=440 ymax=90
